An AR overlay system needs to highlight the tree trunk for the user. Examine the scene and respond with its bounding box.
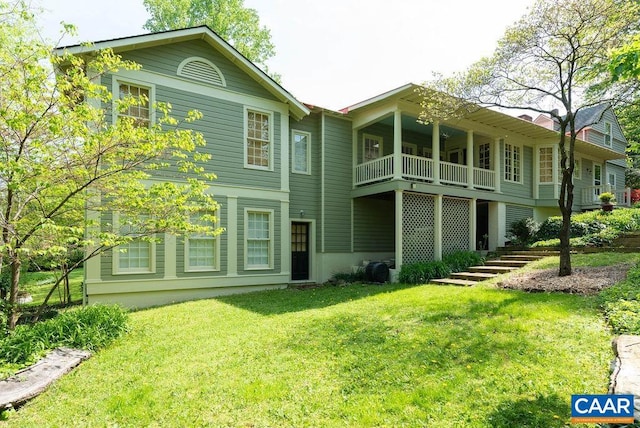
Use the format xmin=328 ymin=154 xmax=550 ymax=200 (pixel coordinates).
xmin=8 ymin=257 xmax=22 ymax=330
xmin=558 ymin=206 xmax=572 ymax=276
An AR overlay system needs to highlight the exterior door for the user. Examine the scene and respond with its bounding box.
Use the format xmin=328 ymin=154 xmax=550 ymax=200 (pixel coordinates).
xmin=593 ymin=163 xmax=602 ymax=202
xmin=291 ymin=222 xmax=310 ymax=281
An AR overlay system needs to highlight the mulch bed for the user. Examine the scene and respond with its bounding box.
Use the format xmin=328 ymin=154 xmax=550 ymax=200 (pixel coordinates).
xmin=497 ymin=263 xmax=633 ymax=295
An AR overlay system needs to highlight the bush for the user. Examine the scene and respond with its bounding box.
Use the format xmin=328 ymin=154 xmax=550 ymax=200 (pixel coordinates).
xmin=399 ymin=251 xmax=482 ymax=285
xmin=331 ymin=268 xmax=365 ymax=283
xmin=0 ymin=305 xmax=128 ymax=366
xmin=600 ymin=264 xmax=640 ymax=334
xmin=507 ymin=218 xmax=539 ymax=246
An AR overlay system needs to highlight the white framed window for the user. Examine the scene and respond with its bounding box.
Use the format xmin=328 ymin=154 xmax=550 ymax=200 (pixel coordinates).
xmin=185 ymin=212 xmax=219 ymax=272
xmin=245 ymin=209 xmax=273 ymax=270
xmin=115 ymin=80 xmax=153 ymax=127
xmin=478 ymin=143 xmax=490 ymax=170
xmin=504 ymin=142 xmax=522 ymax=183
xmin=604 ymin=121 xmax=613 ymax=147
xmin=539 ymin=147 xmax=553 ymax=183
xmin=608 ymin=172 xmax=617 ymax=188
xmin=402 ymin=142 xmax=418 ymax=155
xmin=292 ymin=130 xmax=311 ymax=174
xmin=573 ymin=157 xmax=582 ymax=180
xmin=363 ymin=134 xmax=382 ymax=162
xmin=112 ymin=213 xmax=155 ymax=275
xmin=245 ymin=107 xmax=273 ymax=170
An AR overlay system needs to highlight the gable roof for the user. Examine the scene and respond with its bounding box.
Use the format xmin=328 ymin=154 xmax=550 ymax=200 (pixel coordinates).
xmin=574 ymin=103 xmax=610 ymax=131
xmin=54 ymin=26 xmax=310 ymax=120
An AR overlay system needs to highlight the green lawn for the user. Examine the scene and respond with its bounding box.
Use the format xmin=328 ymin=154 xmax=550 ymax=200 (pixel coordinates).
xmin=4 ymin=256 xmax=615 ymax=427
xmin=19 ymin=269 xmax=84 ymax=307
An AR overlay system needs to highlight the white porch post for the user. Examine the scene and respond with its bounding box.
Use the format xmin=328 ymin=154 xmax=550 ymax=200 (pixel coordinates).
xmin=467 ymin=130 xmax=474 ymax=189
xmin=493 ymin=137 xmax=501 ymax=193
xmin=434 ymin=194 xmax=443 ymax=260
xmin=395 ymin=190 xmax=403 ymax=268
xmin=432 ymin=121 xmax=440 ymax=184
xmin=488 ymin=201 xmax=506 ymax=250
xmin=470 ymin=198 xmax=477 ymax=250
xmin=393 ymin=110 xmax=402 ymax=180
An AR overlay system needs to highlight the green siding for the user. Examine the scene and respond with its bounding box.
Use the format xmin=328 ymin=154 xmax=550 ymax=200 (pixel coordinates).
xmin=324 ymin=115 xmax=353 ymax=252
xmin=176 ymin=196 xmax=228 ymax=278
xmin=539 ymin=185 xmax=555 ymax=200
xmin=156 ymin=84 xmax=281 ymax=189
xmin=506 ymin=205 xmax=534 ymax=230
xmin=500 ymin=143 xmax=534 ymax=199
xmin=120 ymin=40 xmax=278 ymax=101
xmin=237 ymin=198 xmax=281 ymax=274
xmin=289 ymin=113 xmax=321 ymax=250
xmin=353 ymin=197 xmax=394 ymax=252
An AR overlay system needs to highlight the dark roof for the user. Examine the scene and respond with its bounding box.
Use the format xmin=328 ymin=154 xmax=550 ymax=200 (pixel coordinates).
xmin=573 ymin=103 xmax=610 ymax=130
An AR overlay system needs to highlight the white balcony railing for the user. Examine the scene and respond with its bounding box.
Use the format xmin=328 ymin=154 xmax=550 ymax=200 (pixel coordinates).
xmin=353 ymin=154 xmax=496 ymax=191
xmin=581 ymin=185 xmax=631 ymax=207
xmin=354 ymin=154 xmax=394 ymax=185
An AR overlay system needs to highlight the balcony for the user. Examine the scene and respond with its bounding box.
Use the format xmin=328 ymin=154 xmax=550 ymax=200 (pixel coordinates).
xmin=580 ymin=185 xmax=631 ymax=208
xmin=354 ymin=154 xmax=496 ymax=190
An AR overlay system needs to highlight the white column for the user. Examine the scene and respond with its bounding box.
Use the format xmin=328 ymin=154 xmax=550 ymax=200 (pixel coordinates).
xmin=470 ymin=198 xmax=477 ymax=250
xmin=434 ymin=194 xmax=443 ymax=260
xmin=493 ymin=138 xmax=501 ymax=193
xmin=432 ymin=121 xmax=440 ymax=184
xmin=466 ymin=130 xmax=474 ymax=189
xmin=227 ymin=196 xmax=238 ymax=276
xmin=163 ymin=234 xmax=177 ymax=279
xmin=488 ymin=201 xmax=506 ymax=250
xmin=395 ymin=190 xmax=403 ymax=268
xmin=393 ymin=110 xmax=402 ymax=180
xmin=533 ymin=146 xmax=540 ymax=199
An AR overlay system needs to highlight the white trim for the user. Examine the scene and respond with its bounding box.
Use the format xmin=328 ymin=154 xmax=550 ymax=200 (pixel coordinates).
xmin=244 ymin=208 xmax=274 ymax=270
xmin=244 ymin=106 xmax=274 ymax=171
xmin=537 ymin=145 xmax=554 ymax=184
xmin=401 ymin=142 xmax=418 ymax=155
xmin=112 ymin=68 xmax=289 ymax=116
xmin=184 ymin=211 xmax=221 ymax=273
xmin=111 ymin=77 xmax=156 ymax=126
xmin=503 ymin=141 xmax=523 ymax=184
xmin=291 ymin=129 xmax=312 ymax=175
xmin=177 ymin=56 xmax=226 ymax=87
xmin=362 ymin=133 xmax=383 ymax=162
xmin=608 ymin=172 xmax=617 ymax=188
xmin=56 ymin=27 xmax=309 ymax=120
xmin=604 ymin=121 xmax=613 ymax=147
xmin=111 ymin=212 xmax=157 ymax=275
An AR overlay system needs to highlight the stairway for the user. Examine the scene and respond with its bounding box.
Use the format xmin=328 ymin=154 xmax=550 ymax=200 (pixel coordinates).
xmin=430 ymin=250 xmax=559 ymax=286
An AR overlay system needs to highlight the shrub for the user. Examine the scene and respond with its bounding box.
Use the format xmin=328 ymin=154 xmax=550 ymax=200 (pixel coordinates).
xmin=0 ymin=305 xmax=128 ymax=366
xmin=398 ymin=261 xmax=450 ymax=285
xmin=442 ymin=250 xmax=484 ymax=272
xmin=507 ymin=218 xmax=539 ymax=246
xmin=331 ymin=268 xmax=365 ymax=283
xmin=600 ymin=264 xmax=640 ymax=335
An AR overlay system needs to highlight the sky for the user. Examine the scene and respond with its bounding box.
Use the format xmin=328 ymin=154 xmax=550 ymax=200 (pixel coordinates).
xmin=36 ymin=0 xmax=536 ymax=111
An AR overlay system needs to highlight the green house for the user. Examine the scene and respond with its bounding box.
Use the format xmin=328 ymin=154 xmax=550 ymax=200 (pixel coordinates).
xmin=57 ymin=26 xmax=630 ymax=308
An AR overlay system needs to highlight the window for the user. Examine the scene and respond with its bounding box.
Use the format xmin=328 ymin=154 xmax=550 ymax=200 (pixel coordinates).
xmin=245 ymin=210 xmax=273 ymax=269
xmin=292 ymin=130 xmax=311 ymax=174
xmin=113 ymin=214 xmax=155 ymax=274
xmin=185 ymin=213 xmax=219 ymax=272
xmin=604 ymin=122 xmax=613 ymax=147
xmin=246 ymin=108 xmax=272 ymax=169
xmin=539 ymin=147 xmax=553 ymax=183
xmin=363 ymin=134 xmax=382 ymax=162
xmin=402 ymin=142 xmax=417 ymax=155
xmin=478 ymin=143 xmax=490 ymax=170
xmin=573 ymin=157 xmax=582 ymax=180
xmin=118 ymin=83 xmax=150 ymax=127
xmin=504 ymin=142 xmax=521 ymax=183
xmin=608 ymin=172 xmax=617 ymax=188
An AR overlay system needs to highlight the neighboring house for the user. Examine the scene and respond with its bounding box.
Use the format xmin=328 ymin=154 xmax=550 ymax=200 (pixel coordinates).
xmin=57 ymin=27 xmax=630 ymax=308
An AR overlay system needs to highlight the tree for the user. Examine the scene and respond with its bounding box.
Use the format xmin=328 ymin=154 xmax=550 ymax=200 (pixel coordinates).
xmin=0 ymin=1 xmax=221 ymax=330
xmin=142 ymin=0 xmax=276 ymax=74
xmin=419 ymin=0 xmax=640 ymax=277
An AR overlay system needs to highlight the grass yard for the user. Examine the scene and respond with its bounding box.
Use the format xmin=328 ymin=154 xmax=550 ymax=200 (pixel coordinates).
xmin=19 ymin=269 xmax=84 ymax=307
xmin=3 ymin=255 xmax=615 ymax=428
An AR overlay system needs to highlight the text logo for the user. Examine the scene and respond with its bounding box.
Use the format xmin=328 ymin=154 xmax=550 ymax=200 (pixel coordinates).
xmin=571 ymin=394 xmax=634 ymax=424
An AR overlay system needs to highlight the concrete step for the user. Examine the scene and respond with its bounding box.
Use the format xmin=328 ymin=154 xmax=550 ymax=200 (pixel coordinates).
xmin=500 ymin=254 xmax=544 ymax=262
xmin=509 ymin=250 xmax=560 ymax=257
xmin=430 ymin=278 xmax=477 ymax=287
xmin=450 ymin=271 xmax=497 ymax=281
xmin=489 ymin=259 xmax=530 ymax=268
xmin=468 ymin=265 xmax=518 ymax=274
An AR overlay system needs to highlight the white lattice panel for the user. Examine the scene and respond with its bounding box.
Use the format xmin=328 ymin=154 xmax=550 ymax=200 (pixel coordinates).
xmin=442 ymin=197 xmax=471 ymax=255
xmin=402 ymin=192 xmax=435 ymax=264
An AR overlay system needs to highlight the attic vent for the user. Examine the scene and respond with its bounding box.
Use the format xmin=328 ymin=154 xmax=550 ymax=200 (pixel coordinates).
xmin=177 ymin=57 xmax=226 ymax=87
